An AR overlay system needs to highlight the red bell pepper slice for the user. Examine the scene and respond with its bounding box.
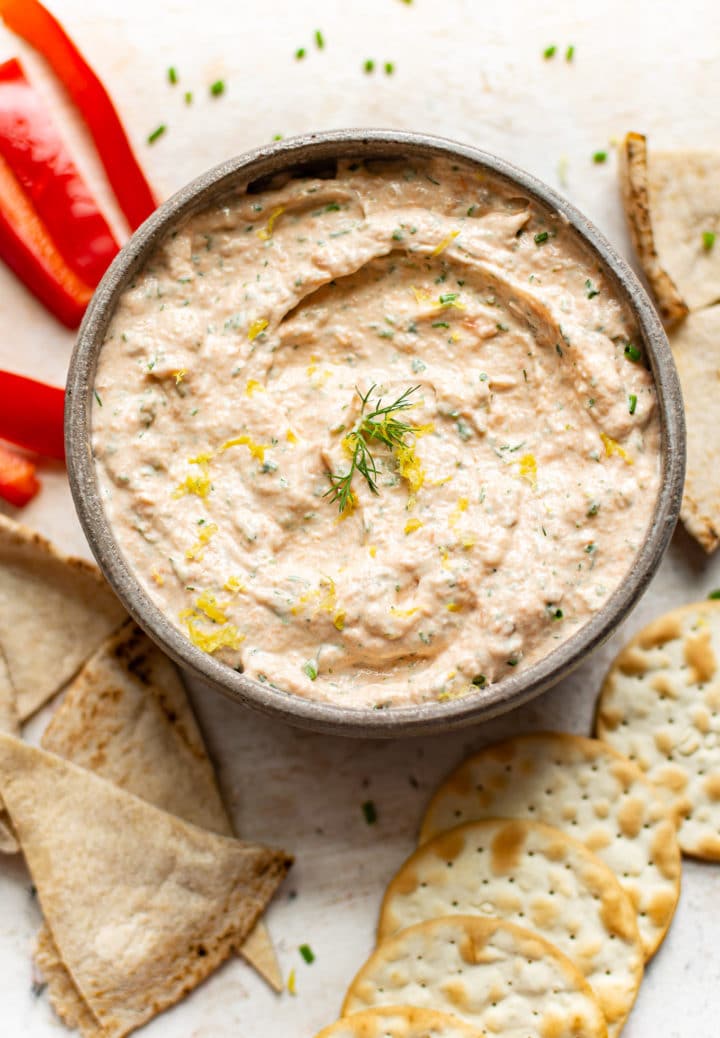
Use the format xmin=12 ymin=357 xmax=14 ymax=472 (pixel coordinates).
xmin=0 ymin=152 xmax=93 ymax=328
xmin=0 ymin=371 xmax=65 ymax=460
xmin=0 ymin=441 xmax=40 ymax=507
xmin=0 ymin=0 xmax=157 ymax=231
xmin=0 ymin=58 xmax=119 ymax=287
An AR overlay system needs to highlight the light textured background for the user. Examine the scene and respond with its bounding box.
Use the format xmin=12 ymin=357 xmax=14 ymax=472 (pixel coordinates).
xmin=1 ymin=1 xmax=720 ymax=1035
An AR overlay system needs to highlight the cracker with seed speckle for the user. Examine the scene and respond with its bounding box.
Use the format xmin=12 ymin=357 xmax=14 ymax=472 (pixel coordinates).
xmin=419 ymin=733 xmax=680 ymax=960
xmin=343 ymin=916 xmax=607 ymax=1038
xmin=379 ymin=819 xmax=643 ymax=1038
xmin=596 ymin=601 xmax=720 ymax=861
xmin=314 ymin=1006 xmax=483 ymax=1038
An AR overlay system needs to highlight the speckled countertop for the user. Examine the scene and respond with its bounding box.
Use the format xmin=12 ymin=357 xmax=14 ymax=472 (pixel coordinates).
xmin=1 ymin=2 xmax=719 ymax=1035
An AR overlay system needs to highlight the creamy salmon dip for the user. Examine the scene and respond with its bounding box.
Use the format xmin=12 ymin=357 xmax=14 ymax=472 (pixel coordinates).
xmin=92 ymin=156 xmax=661 ymax=708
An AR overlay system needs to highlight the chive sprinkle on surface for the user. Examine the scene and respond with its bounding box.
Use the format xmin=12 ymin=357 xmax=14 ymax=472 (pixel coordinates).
xmin=315 ymin=29 xmax=325 ymax=49
xmin=702 ymin=230 xmax=716 ymax=251
xmin=184 ymin=90 xmax=193 ymax=105
xmin=534 ymin=230 xmax=549 ymax=245
xmin=543 ymin=44 xmax=557 ymax=59
xmin=147 ymin=124 xmax=166 ymax=144
xmin=708 ymin=589 xmax=720 ymax=600
xmin=167 ymin=66 xmax=178 ymax=85
xmin=629 ymin=393 xmax=638 ymax=415
xmin=593 ymin=151 xmax=608 ymax=164
xmin=295 ymin=47 xmax=306 ymax=60
xmin=210 ymin=79 xmax=225 ymax=97
xmin=299 ymin=944 xmax=315 ymax=964
xmin=624 ymin=342 xmax=642 ymax=363
xmin=94 ymin=390 xmax=103 ymax=407
xmin=362 ymin=799 xmax=378 ymax=825
xmin=364 ymin=59 xmax=375 ymax=73
xmin=384 ymin=61 xmax=395 ymax=75
xmin=565 ymin=44 xmax=575 ymax=61
xmin=302 ymin=661 xmax=318 ymax=681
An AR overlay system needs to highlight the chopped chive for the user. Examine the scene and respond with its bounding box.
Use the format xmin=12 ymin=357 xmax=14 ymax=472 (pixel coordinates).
xmin=585 ymin=278 xmax=599 ymax=299
xmin=147 ymin=124 xmax=166 ymax=144
xmin=362 ymin=799 xmax=378 ymax=824
xmin=565 ymin=44 xmax=575 ymax=61
xmin=543 ymin=45 xmax=557 ymax=59
xmin=702 ymin=230 xmax=716 ymax=251
xmin=471 ymin=674 xmax=486 ymax=687
xmin=585 ymin=542 xmax=596 ymax=554
xmin=432 ymin=321 xmax=450 ymax=329
xmin=592 ymin=151 xmax=608 ymax=164
xmin=93 ymin=390 xmax=103 ymax=407
xmin=295 ymin=47 xmax=306 ymax=60
xmin=364 ymin=59 xmax=375 ymax=73
xmin=534 ymin=230 xmax=549 ymax=245
xmin=183 ymin=90 xmax=193 ymax=105
xmin=302 ymin=661 xmax=318 ymax=680
xmin=315 ymin=29 xmax=325 ymax=49
xmin=548 ymin=606 xmax=563 ymax=621
xmin=629 ymin=393 xmax=638 ymax=415
xmin=624 ymin=342 xmax=642 ymax=363
xmin=507 ymin=657 xmax=519 ymax=666
xmin=384 ymin=61 xmax=395 ymax=75
xmin=167 ymin=66 xmax=178 ymax=85
xmin=272 ymin=133 xmax=283 ymax=141
xmin=587 ymin=502 xmax=599 ymax=517
xmin=439 ymin=292 xmax=458 ymax=303
xmin=708 ymin=589 xmax=720 ymax=600
xmin=210 ymin=79 xmax=225 ymax=97
xmin=299 ymin=944 xmax=315 ymax=964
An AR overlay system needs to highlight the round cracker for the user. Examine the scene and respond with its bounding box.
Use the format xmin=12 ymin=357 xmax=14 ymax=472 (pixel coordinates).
xmin=314 ymin=1006 xmax=483 ymax=1038
xmin=419 ymin=732 xmax=680 ymax=959
xmin=378 ymin=819 xmax=643 ymax=1038
xmin=343 ymin=915 xmax=607 ymax=1038
xmin=596 ymin=601 xmax=720 ymax=860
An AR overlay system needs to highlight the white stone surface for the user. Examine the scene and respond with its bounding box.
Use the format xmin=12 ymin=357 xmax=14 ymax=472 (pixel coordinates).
xmin=1 ymin=1 xmax=719 ymax=1035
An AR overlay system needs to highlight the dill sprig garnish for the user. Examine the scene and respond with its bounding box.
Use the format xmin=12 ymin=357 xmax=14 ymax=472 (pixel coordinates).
xmin=324 ymin=384 xmax=421 ymax=512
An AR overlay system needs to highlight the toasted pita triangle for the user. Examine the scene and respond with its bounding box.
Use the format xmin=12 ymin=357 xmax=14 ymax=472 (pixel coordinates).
xmin=668 ymin=305 xmax=720 ymax=552
xmin=0 ymin=733 xmax=291 ymax=1038
xmin=39 ymin=621 xmax=282 ymax=990
xmin=0 ymin=646 xmax=18 ymax=852
xmin=0 ymin=515 xmax=127 ymax=720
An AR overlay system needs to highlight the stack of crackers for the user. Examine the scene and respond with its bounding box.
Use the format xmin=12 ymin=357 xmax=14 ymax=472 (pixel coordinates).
xmin=0 ymin=514 xmax=291 ymax=1038
xmin=316 ymin=598 xmax=720 ymax=1038
xmin=620 ymin=133 xmax=720 ymax=552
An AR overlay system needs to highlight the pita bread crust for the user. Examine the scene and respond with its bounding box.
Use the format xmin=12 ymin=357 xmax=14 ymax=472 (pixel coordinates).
xmin=0 ymin=733 xmax=291 ymax=1038
xmin=668 ymin=305 xmax=720 ymax=552
xmin=0 ymin=646 xmax=18 ymax=852
xmin=0 ymin=515 xmax=127 ymax=720
xmin=39 ymin=621 xmax=282 ymax=992
xmin=619 ymin=132 xmax=690 ymax=327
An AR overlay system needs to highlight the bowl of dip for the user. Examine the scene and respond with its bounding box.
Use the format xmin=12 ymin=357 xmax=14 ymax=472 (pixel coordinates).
xmin=66 ymin=130 xmax=685 ymax=737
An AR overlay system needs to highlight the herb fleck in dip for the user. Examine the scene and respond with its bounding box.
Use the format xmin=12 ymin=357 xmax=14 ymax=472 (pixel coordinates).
xmin=93 ymin=157 xmax=660 ymax=707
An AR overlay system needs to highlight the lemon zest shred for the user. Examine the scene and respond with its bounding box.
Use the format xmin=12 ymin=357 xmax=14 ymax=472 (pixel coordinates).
xmin=185 ymin=620 xmax=244 ymax=654
xmin=429 ymin=473 xmax=454 ymax=487
xmin=245 ymin=379 xmax=265 ymax=397
xmin=287 ymin=969 xmax=297 ymax=996
xmin=412 ymin=286 xmax=432 ymax=304
xmin=368 ymin=545 xmax=377 ymax=558
xmin=333 ymin=611 xmax=346 ymax=631
xmin=173 ymin=452 xmax=213 ymax=499
xmin=286 ymin=429 xmax=298 ymax=444
xmin=194 ymin=591 xmax=229 ymax=624
xmin=449 ymin=497 xmax=469 ymax=528
xmin=405 ymin=518 xmax=423 ymax=535
xmin=600 ymin=433 xmax=633 ymax=465
xmin=395 ymin=441 xmax=425 ymax=494
xmin=221 ymin=435 xmax=268 ymax=462
xmin=151 ymin=566 xmax=164 ymax=586
xmin=518 ymin=453 xmax=538 ymax=489
xmin=256 ymin=206 xmax=285 ymax=241
xmin=224 ymin=575 xmax=246 ymax=593
xmin=390 ymin=605 xmax=419 ymax=618
xmin=462 ymin=535 xmax=476 ymax=550
xmin=173 ymin=369 xmax=186 ymax=384
xmin=431 ymin=229 xmax=460 ymax=256
xmin=185 ymin=522 xmax=218 ymax=561
xmin=248 ymin=317 xmax=268 ymax=341
xmin=446 ymin=601 xmax=460 ymax=612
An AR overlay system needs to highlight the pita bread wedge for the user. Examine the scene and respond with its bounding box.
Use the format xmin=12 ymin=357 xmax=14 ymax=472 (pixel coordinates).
xmin=667 ymin=305 xmax=720 ymax=552
xmin=314 ymin=1007 xmax=484 ymax=1038
xmin=619 ymin=132 xmax=690 ymax=327
xmin=0 ymin=646 xmax=18 ymax=852
xmin=0 ymin=732 xmax=291 ymax=1038
xmin=0 ymin=515 xmax=126 ymax=720
xmin=343 ymin=916 xmax=607 ymax=1038
xmin=39 ymin=621 xmax=282 ymax=992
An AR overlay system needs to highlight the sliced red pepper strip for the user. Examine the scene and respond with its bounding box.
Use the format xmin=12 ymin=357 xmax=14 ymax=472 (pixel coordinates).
xmin=0 ymin=152 xmax=93 ymax=328
xmin=0 ymin=57 xmax=119 ymax=287
xmin=0 ymin=0 xmax=158 ymax=231
xmin=0 ymin=371 xmax=65 ymax=460
xmin=0 ymin=441 xmax=40 ymax=507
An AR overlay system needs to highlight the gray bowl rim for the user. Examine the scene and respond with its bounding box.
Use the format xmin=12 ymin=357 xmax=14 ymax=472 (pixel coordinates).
xmin=66 ymin=128 xmax=686 ymax=738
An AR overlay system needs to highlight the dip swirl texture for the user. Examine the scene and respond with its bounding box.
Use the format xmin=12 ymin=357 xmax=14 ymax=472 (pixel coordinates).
xmin=93 ymin=157 xmax=660 ymax=708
